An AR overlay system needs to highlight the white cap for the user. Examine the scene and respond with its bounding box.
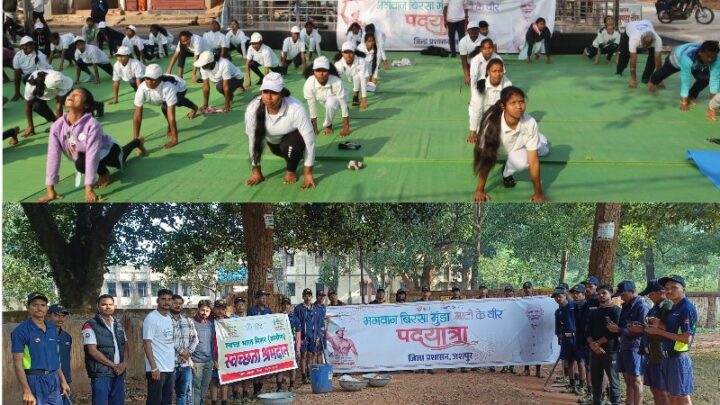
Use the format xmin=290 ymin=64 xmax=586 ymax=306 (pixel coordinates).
xmin=290 ymin=26 xmax=301 ymax=34
xmin=144 ymin=64 xmax=163 ymax=80
xmin=467 ymin=20 xmax=480 ymax=29
xmin=19 ymin=36 xmax=34 ymax=45
xmin=73 ymin=36 xmax=86 ymax=43
xmin=260 ymin=72 xmax=284 ymax=93
xmin=341 ymin=41 xmax=355 ymax=52
xmin=115 ymin=46 xmax=132 ymax=56
xmin=250 ymin=32 xmax=263 ymax=43
xmin=127 ymin=25 xmax=137 ymax=32
xmin=193 ymin=50 xmax=215 ymax=68
xmin=44 ymin=70 xmax=73 ymax=91
xmin=34 ymin=22 xmax=44 ymax=29
xmin=312 ymin=56 xmax=330 ymax=70
xmin=98 ymin=21 xmax=107 ymax=28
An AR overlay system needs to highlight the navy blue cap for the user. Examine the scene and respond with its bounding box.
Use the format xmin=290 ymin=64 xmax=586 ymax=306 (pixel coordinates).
xmin=612 ymin=280 xmax=636 ymax=297
xmin=422 ymin=286 xmax=431 ymax=292
xmin=583 ymin=276 xmax=599 ymax=286
xmin=551 ymin=288 xmax=566 ymax=298
xmin=302 ymin=288 xmax=313 ymax=296
xmin=658 ymin=275 xmax=686 ymax=289
xmin=522 ymin=281 xmax=533 ymax=289
xmin=557 ymin=282 xmax=569 ymax=291
xmin=254 ymin=290 xmax=270 ymax=298
xmin=316 ymin=289 xmax=326 ymax=296
xmin=569 ymin=284 xmax=586 ymax=294
xmin=504 ymin=285 xmax=514 ymax=292
xmin=48 ymin=304 xmax=69 ymax=315
xmin=639 ymin=279 xmax=664 ymax=296
xmin=477 ymin=284 xmax=487 ymax=290
xmin=27 ymin=292 xmax=49 ymax=304
xmin=376 ymin=287 xmax=385 ymax=293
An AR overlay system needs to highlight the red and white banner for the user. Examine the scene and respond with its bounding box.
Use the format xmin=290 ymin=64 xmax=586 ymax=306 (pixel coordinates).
xmin=325 ymin=297 xmax=560 ymax=372
xmin=215 ymin=314 xmax=297 ymax=384
xmin=336 ymin=0 xmax=556 ymax=53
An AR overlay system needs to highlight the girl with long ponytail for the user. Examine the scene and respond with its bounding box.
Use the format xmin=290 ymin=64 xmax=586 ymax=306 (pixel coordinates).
xmin=357 ymin=32 xmax=382 ymax=85
xmin=467 ymin=58 xmax=511 ymax=143
xmin=473 ymin=86 xmax=550 ymax=202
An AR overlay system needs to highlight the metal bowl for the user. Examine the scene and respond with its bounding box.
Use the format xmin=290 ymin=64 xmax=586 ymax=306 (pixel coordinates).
xmin=339 ymin=379 xmax=368 ymax=391
xmin=366 ymin=374 xmax=392 ymax=387
xmin=257 ymin=392 xmax=296 ymax=405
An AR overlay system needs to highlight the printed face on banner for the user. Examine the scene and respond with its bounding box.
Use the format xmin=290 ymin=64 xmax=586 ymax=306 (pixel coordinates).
xmin=325 ymin=297 xmax=559 ymax=372
xmin=336 ymin=0 xmax=556 ymax=53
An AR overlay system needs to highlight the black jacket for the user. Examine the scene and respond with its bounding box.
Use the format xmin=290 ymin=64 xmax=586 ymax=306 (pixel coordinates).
xmin=83 ymin=313 xmax=127 ymax=378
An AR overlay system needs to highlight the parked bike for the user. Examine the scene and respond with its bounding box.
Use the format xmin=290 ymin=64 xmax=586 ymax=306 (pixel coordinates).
xmin=655 ymin=0 xmax=715 ymax=24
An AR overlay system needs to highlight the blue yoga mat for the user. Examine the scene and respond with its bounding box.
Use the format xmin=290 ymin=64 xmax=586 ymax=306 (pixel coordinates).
xmin=687 ymin=150 xmax=720 ymax=189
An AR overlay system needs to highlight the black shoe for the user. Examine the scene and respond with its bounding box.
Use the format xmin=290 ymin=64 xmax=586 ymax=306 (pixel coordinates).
xmin=338 ymin=141 xmax=361 ymax=150
xmin=352 ymin=94 xmax=360 ymax=106
xmin=489 ymin=367 xmax=496 ymax=373
xmin=451 ymin=53 xmax=457 ymax=58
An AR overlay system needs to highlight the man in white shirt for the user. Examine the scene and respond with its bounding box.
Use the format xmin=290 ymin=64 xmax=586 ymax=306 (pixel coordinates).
xmin=301 ymin=20 xmax=322 ymax=60
xmin=143 ymin=289 xmax=176 ymax=405
xmin=167 ymin=30 xmax=210 ymax=84
xmin=110 ymin=46 xmax=145 ymax=104
xmin=74 ymin=36 xmax=113 ymax=84
xmin=244 ymin=32 xmax=281 ymax=87
xmin=122 ymin=25 xmax=147 ymax=64
xmin=48 ymin=32 xmax=76 ymax=70
xmin=443 ymin=0 xmax=468 ymax=57
xmin=203 ymin=19 xmax=227 ymax=58
xmin=280 ymin=26 xmax=307 ymax=75
xmin=225 ymin=19 xmax=249 ymax=61
xmin=616 ymin=20 xmax=663 ymax=88
xmin=194 ymin=50 xmax=245 ymax=112
xmin=459 ymin=21 xmax=483 ymax=86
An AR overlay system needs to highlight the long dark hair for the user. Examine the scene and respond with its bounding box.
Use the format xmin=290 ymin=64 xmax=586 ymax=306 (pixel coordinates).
xmin=468 ymin=38 xmax=494 ymax=59
xmin=252 ymin=88 xmax=292 ymax=165
xmin=151 ymin=24 xmax=169 ymax=37
xmin=476 ymin=58 xmax=504 ymax=94
xmin=303 ymin=63 xmax=340 ymax=79
xmin=364 ymin=33 xmax=378 ymax=76
xmin=346 ymin=22 xmax=361 ymax=35
xmin=159 ymin=75 xmax=179 ymax=84
xmin=74 ymin=87 xmax=97 ymax=114
xmin=473 ymin=86 xmax=526 ymax=175
xmin=28 ymin=70 xmax=48 ymax=98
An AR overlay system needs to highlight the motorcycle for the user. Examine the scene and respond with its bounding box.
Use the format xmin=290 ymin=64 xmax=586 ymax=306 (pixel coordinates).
xmin=655 ymin=0 xmax=715 ymax=24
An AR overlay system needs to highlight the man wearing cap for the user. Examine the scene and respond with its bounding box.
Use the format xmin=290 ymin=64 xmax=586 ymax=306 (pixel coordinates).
xmin=167 ymin=31 xmax=210 ymax=84
xmin=276 ymin=297 xmax=301 ymax=392
xmin=583 ymin=276 xmax=601 ymax=308
xmin=11 ymin=292 xmax=72 ymax=405
xmin=48 ymin=304 xmax=73 ymax=402
xmin=476 ymin=284 xmax=489 ymax=299
xmin=245 ymin=32 xmax=281 ymax=86
xmin=414 ymin=286 xmax=436 ymax=374
xmin=231 ymin=297 xmax=246 ymax=317
xmin=607 ymin=280 xmax=648 ymax=405
xmin=520 ymin=282 xmax=543 ymax=378
xmin=244 ymin=72 xmax=317 ymax=189
xmin=21 ymin=69 xmax=74 ymax=137
xmin=293 ymin=288 xmax=326 ymax=384
xmin=202 ymin=19 xmax=227 ymax=59
xmin=369 ymin=287 xmax=386 ymax=304
xmin=300 ymin=20 xmax=322 ymax=60
xmin=552 ymin=288 xmax=578 ymax=389
xmin=335 ymin=41 xmax=369 ymax=109
xmin=170 ymin=294 xmax=199 ymax=405
xmin=11 ymin=36 xmax=52 ymax=102
xmin=91 ymin=0 xmax=108 ymax=23
xmin=82 ymin=294 xmax=129 ymax=405
xmin=48 ymin=32 xmax=76 ymax=70
xmin=194 ymin=50 xmax=245 ymax=113
xmin=586 ymin=284 xmax=621 ymax=405
xmin=121 ymin=25 xmax=146 ymax=63
xmin=209 ymin=299 xmax=230 ymax=404
xmin=632 ymin=279 xmax=672 ymax=405
xmin=280 ymin=26 xmax=307 ymax=75
xmin=96 ymin=22 xmax=124 ymax=56
xmin=500 ymin=285 xmax=516 ymax=374
xmin=74 ymin=36 xmax=113 ymax=84
xmin=191 ymin=300 xmax=214 ymax=405
xmin=32 ymin=21 xmax=51 ymax=56
xmin=328 ymin=289 xmax=345 ymax=306
xmin=228 ymin=297 xmax=251 ymax=401
xmin=645 ymin=275 xmax=698 ymax=404
xmin=570 ymin=284 xmax=590 ymax=397
xmin=134 ymin=64 xmax=199 ymax=149
xmin=303 ymin=55 xmax=351 ymax=136
xmin=459 ymin=21 xmax=483 ymax=85
xmin=143 ymin=288 xmax=176 ymax=405
xmin=109 ymin=46 xmax=145 ymax=104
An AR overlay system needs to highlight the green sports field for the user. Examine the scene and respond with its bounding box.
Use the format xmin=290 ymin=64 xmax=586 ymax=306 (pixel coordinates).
xmin=3 ymin=52 xmax=719 ymax=202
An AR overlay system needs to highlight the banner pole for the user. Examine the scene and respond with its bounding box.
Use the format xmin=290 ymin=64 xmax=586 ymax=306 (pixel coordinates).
xmin=542 ymin=356 xmax=562 ymax=391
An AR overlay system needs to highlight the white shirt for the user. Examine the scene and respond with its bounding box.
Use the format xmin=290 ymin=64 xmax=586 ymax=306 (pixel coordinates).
xmin=203 ymin=30 xmax=227 ymax=50
xmin=75 ymin=44 xmax=110 ymax=64
xmin=32 ymin=0 xmax=47 ymax=13
xmin=23 ymin=70 xmax=72 ymax=101
xmin=592 ymin=28 xmax=621 ymax=48
xmin=51 ymin=33 xmax=75 ymax=53
xmin=245 ymin=96 xmax=316 ymax=167
xmin=303 ymin=75 xmax=349 ymax=119
xmin=357 ymin=42 xmax=383 ymax=78
xmin=199 ymin=58 xmax=243 ymax=83
xmin=134 ymin=75 xmax=187 ymax=107
xmin=480 ymin=31 xmax=497 ymax=44
xmin=499 ymin=112 xmax=540 ymax=154
xmin=175 ymin=34 xmax=209 ymax=56
xmin=459 ymin=34 xmax=483 ymax=56
xmin=300 ymin=28 xmax=321 ymax=50
xmin=482 ymin=76 xmax=512 ymax=111
xmin=246 ymin=44 xmax=279 ymax=67
xmin=143 ymin=310 xmax=175 ymax=372
xmin=83 ymin=316 xmax=126 ymax=364
xmin=346 ymin=31 xmax=363 ymax=47
xmin=226 ymin=29 xmax=248 ymax=47
xmin=113 ymin=58 xmax=146 ymax=82
xmin=122 ymin=35 xmax=145 ymax=51
xmin=625 ymin=20 xmax=662 ymax=53
xmin=443 ymin=0 xmax=467 ymax=23
xmin=335 ymin=56 xmax=370 ymax=97
xmin=12 ymin=50 xmax=51 ymax=75
xmin=282 ymin=37 xmax=306 ymax=60
xmin=469 ymin=52 xmax=502 ymax=86
xmin=149 ymin=31 xmax=173 ymax=46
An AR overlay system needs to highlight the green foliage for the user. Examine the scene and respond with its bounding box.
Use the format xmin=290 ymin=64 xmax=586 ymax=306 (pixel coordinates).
xmin=2 ymin=255 xmax=57 ymax=308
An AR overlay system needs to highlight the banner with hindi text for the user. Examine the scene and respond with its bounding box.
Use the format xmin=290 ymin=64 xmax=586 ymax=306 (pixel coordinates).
xmin=325 ymin=297 xmax=560 ymax=372
xmin=336 ymin=0 xmax=556 ymax=53
xmin=215 ymin=314 xmax=297 ymax=384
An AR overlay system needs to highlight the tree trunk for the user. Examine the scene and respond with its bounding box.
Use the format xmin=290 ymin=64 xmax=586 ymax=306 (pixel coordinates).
xmin=421 ymin=257 xmax=434 ymax=289
xmin=22 ymin=203 xmax=130 ymax=308
xmin=644 ymin=246 xmax=656 ymax=281
xmin=469 ymin=203 xmax=485 ymax=289
xmin=587 ymin=203 xmax=622 ymax=285
xmin=559 ymin=250 xmax=569 ymax=285
xmin=240 ymin=203 xmax=273 ymax=304
xmin=359 ymin=250 xmax=366 ymax=304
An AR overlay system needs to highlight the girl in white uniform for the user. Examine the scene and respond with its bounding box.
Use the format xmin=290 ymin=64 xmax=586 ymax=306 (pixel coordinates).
xmin=467 ymin=58 xmax=511 ymax=143
xmin=245 ymin=72 xmax=317 ymax=189
xmin=225 ymin=19 xmax=249 ymax=61
xmin=203 ymin=19 xmax=227 ymax=58
xmin=122 ymin=25 xmax=147 ymax=63
xmin=473 ymin=86 xmax=549 ymax=202
xmin=346 ymin=23 xmax=363 ymax=48
xmin=335 ymin=41 xmax=370 ymax=109
xmin=148 ymin=24 xmax=174 ymax=58
xmin=11 ymin=36 xmax=52 ymax=102
xmin=301 ymin=20 xmax=322 ymax=59
xmin=22 ymin=69 xmax=74 ymax=137
xmin=357 ymin=33 xmax=384 ymax=84
xmin=303 ymin=56 xmax=350 ymax=136
xmin=109 ymin=46 xmax=146 ymax=104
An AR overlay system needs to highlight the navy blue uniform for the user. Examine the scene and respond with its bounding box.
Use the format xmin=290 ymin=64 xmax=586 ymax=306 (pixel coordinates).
xmin=573 ymin=300 xmax=590 ymax=363
xmin=643 ymin=299 xmax=672 ymax=391
xmin=11 ymin=319 xmax=64 ymax=405
xmin=661 ymin=297 xmax=697 ymax=397
xmin=617 ymin=296 xmax=649 ymax=376
xmin=57 ymin=329 xmax=72 ymax=384
xmin=247 ymin=305 xmax=273 ymax=317
xmin=555 ymin=300 xmax=577 ymax=361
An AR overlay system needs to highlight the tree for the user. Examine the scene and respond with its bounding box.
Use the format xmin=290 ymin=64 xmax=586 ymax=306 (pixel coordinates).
xmin=587 ymin=203 xmax=622 ymax=285
xmin=239 ymin=203 xmax=273 ymax=303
